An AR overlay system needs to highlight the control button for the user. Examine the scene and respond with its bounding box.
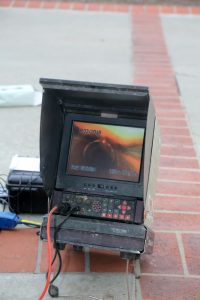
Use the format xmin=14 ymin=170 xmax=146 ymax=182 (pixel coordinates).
xmin=125 ymin=215 xmax=131 ymax=220
xmin=76 ymin=198 xmax=82 ymax=204
xmin=101 ymin=213 xmax=106 ymax=217
xmin=115 ymin=200 xmax=120 ymax=205
xmin=121 ymin=205 xmax=127 ymax=211
xmin=122 ymin=201 xmax=127 ymax=205
xmin=92 ymin=200 xmax=102 ymax=212
xmin=80 ymin=208 xmax=85 ymax=214
xmin=119 ymin=214 xmax=125 ymax=220
xmin=107 ymin=213 xmax=113 ymax=218
xmin=118 ymin=205 xmax=122 ymax=209
xmin=85 ymin=199 xmax=91 ymax=204
xmin=113 ymin=213 xmax=118 ymax=219
xmin=98 ymin=184 xmax=104 ymax=189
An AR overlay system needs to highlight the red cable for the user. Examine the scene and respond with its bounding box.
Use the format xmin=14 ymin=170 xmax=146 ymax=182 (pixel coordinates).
xmin=38 ymin=206 xmax=57 ymax=300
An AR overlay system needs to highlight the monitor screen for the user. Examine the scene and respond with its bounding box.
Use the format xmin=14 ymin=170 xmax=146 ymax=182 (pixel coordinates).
xmin=67 ymin=121 xmax=145 ymax=182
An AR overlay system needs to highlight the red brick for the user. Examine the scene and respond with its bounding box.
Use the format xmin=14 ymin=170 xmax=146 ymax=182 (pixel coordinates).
xmin=40 ymin=243 xmax=85 ymax=272
xmin=141 ymin=232 xmax=183 ymax=274
xmin=88 ymin=3 xmax=101 ymax=11
xmin=182 ymin=234 xmax=200 ymax=275
xmin=159 ymin=156 xmax=199 ymax=169
xmin=155 ymin=102 xmax=183 ymax=110
xmin=176 ymin=6 xmax=190 ymax=14
xmin=154 ymin=212 xmax=200 ymax=231
xmin=160 ymin=144 xmax=196 ymax=157
xmin=161 ymin=134 xmax=193 ymax=146
xmin=156 ymin=181 xmax=200 ymax=196
xmin=160 ymin=5 xmax=175 ymax=13
xmin=102 ymin=3 xmax=116 ymax=12
xmin=13 ymin=0 xmax=26 ymax=7
xmin=191 ymin=6 xmax=200 ymax=14
xmin=42 ymin=1 xmax=56 ymax=9
xmin=90 ymin=249 xmax=133 ymax=272
xmin=0 ymin=0 xmax=10 ymax=6
xmin=158 ymin=168 xmax=200 ymax=182
xmin=130 ymin=5 xmax=144 ymax=13
xmin=153 ymin=96 xmax=182 ymax=103
xmin=160 ymin=127 xmax=190 ymax=136
xmin=116 ymin=4 xmax=130 ymax=12
xmin=73 ymin=2 xmax=85 ymax=10
xmin=154 ymin=195 xmax=200 ymax=212
xmin=156 ymin=109 xmax=186 ymax=119
xmin=141 ymin=276 xmax=200 ymax=300
xmin=0 ymin=229 xmax=38 ymax=272
xmin=58 ymin=2 xmax=71 ymax=9
xmin=28 ymin=0 xmax=41 ymax=8
xmin=158 ymin=118 xmax=188 ymax=127
xmin=146 ymin=5 xmax=160 ymax=13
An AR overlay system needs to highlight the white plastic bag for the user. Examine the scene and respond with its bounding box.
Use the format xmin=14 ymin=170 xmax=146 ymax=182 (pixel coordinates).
xmin=0 ymin=85 xmax=42 ymax=107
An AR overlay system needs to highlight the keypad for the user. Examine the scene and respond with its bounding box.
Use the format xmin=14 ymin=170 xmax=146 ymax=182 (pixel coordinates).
xmin=63 ymin=193 xmax=135 ymax=222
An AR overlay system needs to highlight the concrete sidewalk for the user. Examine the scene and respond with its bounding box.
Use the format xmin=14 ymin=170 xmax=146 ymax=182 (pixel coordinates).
xmin=0 ymin=3 xmax=200 ymax=300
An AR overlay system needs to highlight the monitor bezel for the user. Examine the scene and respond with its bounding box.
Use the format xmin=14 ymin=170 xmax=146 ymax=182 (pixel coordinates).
xmin=56 ymin=113 xmax=146 ymax=198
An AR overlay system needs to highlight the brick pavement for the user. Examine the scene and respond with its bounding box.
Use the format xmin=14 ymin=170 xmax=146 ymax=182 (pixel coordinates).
xmin=0 ymin=1 xmax=200 ymax=299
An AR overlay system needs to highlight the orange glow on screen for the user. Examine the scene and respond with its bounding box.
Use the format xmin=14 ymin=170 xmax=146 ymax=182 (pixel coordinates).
xmin=67 ymin=121 xmax=145 ymax=182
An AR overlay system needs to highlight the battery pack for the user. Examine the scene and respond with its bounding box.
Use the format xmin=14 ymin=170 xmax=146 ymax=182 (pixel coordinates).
xmin=7 ymin=165 xmax=48 ymax=214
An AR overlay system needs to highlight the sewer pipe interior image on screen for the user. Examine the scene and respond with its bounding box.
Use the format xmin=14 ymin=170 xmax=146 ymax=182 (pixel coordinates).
xmin=67 ymin=121 xmax=145 ymax=182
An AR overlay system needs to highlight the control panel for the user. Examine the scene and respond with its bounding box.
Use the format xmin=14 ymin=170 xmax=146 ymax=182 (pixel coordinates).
xmin=62 ymin=193 xmax=136 ymax=222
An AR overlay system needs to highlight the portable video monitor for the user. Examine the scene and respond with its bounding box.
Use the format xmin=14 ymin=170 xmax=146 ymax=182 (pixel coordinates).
xmin=56 ymin=113 xmax=146 ymax=200
xmin=40 ymin=79 xmax=155 ymax=225
xmin=40 ymin=79 xmax=157 ymax=257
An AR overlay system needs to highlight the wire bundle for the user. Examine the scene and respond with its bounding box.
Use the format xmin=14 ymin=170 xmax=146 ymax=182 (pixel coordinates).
xmin=38 ymin=206 xmax=79 ymax=299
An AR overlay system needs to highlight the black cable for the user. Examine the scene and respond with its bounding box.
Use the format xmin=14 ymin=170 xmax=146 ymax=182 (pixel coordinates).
xmin=46 ymin=249 xmax=59 ymax=284
xmin=50 ymin=249 xmax=62 ymax=284
xmin=0 ymin=198 xmax=7 ymax=212
xmin=48 ymin=206 xmax=79 ymax=287
xmin=51 ymin=249 xmax=58 ymax=266
xmin=22 ymin=223 xmax=41 ymax=229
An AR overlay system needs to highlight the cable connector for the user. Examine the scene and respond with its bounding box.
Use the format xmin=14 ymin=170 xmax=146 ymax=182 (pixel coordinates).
xmin=71 ymin=205 xmax=80 ymax=212
xmin=55 ymin=202 xmax=71 ymax=215
xmin=0 ymin=212 xmax=41 ymax=229
xmin=55 ymin=203 xmax=80 ymax=216
xmin=0 ymin=211 xmax=19 ymax=229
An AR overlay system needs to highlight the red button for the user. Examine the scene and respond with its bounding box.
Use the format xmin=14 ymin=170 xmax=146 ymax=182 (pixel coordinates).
xmin=122 ymin=201 xmax=127 ymax=205
xmin=119 ymin=214 xmax=125 ymax=220
xmin=107 ymin=213 xmax=113 ymax=218
xmin=113 ymin=213 xmax=118 ymax=219
xmin=122 ymin=210 xmax=126 ymax=215
xmin=121 ymin=205 xmax=127 ymax=210
xmin=101 ymin=213 xmax=106 ymax=217
xmin=127 ymin=206 xmax=131 ymax=211
xmin=125 ymin=215 xmax=131 ymax=220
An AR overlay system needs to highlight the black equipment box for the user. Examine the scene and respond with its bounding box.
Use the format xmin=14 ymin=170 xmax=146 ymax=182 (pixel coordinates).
xmin=41 ymin=215 xmax=149 ymax=254
xmin=7 ymin=170 xmax=48 ymax=214
xmin=39 ymin=78 xmax=157 ymax=255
